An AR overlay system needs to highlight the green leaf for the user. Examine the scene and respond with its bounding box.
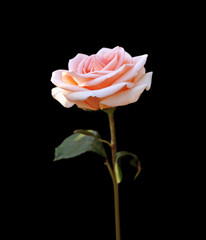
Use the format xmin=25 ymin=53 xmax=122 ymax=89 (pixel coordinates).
xmin=115 ymin=151 xmax=137 ymax=162
xmin=74 ymin=129 xmax=111 ymax=147
xmin=73 ymin=129 xmax=97 ymax=138
xmin=115 ymin=151 xmax=141 ymax=181
xmin=54 ymin=130 xmax=107 ymax=161
xmin=114 ymin=161 xmax=123 ymax=184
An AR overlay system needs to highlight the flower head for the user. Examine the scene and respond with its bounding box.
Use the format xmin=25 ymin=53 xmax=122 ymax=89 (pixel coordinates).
xmin=51 ymin=46 xmax=152 ymax=110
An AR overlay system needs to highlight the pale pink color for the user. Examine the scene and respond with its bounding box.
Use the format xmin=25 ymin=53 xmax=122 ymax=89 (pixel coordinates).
xmin=51 ymin=46 xmax=152 ymax=110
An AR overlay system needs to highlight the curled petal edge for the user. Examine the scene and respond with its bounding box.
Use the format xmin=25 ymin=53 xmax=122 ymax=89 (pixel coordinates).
xmin=100 ymin=72 xmax=153 ymax=108
xmin=52 ymin=87 xmax=74 ymax=108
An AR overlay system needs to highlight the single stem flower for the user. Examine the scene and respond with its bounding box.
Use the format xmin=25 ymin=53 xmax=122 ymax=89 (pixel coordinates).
xmin=51 ymin=46 xmax=152 ymax=240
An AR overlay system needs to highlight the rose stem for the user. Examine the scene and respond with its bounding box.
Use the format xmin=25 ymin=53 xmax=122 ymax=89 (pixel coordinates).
xmin=104 ymin=108 xmax=121 ymax=240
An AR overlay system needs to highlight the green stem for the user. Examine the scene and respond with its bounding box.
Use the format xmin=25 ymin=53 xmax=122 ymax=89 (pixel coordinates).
xmin=105 ymin=108 xmax=121 ymax=240
xmin=108 ymin=109 xmax=117 ymax=166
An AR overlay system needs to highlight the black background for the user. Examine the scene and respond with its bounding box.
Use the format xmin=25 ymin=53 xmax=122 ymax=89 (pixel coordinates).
xmin=4 ymin=1 xmax=194 ymax=239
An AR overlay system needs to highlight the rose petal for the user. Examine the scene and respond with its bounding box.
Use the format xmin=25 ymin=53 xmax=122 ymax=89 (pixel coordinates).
xmin=112 ymin=46 xmax=125 ymax=69
xmin=76 ymin=63 xmax=134 ymax=87
xmin=100 ymin=72 xmax=152 ymax=108
xmin=102 ymin=53 xmax=118 ymax=71
xmin=51 ymin=70 xmax=87 ymax=91
xmin=63 ymin=82 xmax=135 ymax=101
xmin=132 ymin=67 xmax=145 ymax=83
xmin=77 ymin=55 xmax=89 ymax=73
xmin=113 ymin=54 xmax=148 ymax=84
xmin=69 ymin=70 xmax=111 ymax=84
xmin=84 ymin=96 xmax=101 ymax=110
xmin=96 ymin=47 xmax=113 ymax=57
xmin=124 ymin=51 xmax=133 ymax=64
xmin=97 ymin=46 xmax=133 ymax=68
xmin=51 ymin=87 xmax=74 ymax=108
xmin=76 ymin=101 xmax=97 ymax=110
xmin=135 ymin=71 xmax=152 ymax=90
xmin=87 ymin=55 xmax=106 ymax=72
xmin=68 ymin=54 xmax=88 ymax=72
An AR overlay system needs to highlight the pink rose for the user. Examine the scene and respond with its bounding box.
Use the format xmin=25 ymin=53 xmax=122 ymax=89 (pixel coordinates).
xmin=51 ymin=46 xmax=152 ymax=110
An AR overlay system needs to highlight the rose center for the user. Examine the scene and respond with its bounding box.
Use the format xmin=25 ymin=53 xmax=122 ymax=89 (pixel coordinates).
xmin=83 ymin=55 xmax=106 ymax=73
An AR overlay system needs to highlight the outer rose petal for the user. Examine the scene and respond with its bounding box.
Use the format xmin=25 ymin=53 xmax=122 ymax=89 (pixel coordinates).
xmin=100 ymin=72 xmax=152 ymax=108
xmin=63 ymin=82 xmax=135 ymax=101
xmin=76 ymin=100 xmax=97 ymax=110
xmin=51 ymin=70 xmax=87 ymax=91
xmin=136 ymin=71 xmax=152 ymax=90
xmin=52 ymin=87 xmax=74 ymax=108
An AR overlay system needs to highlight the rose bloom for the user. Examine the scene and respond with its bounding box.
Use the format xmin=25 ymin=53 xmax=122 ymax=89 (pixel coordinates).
xmin=51 ymin=46 xmax=152 ymax=110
